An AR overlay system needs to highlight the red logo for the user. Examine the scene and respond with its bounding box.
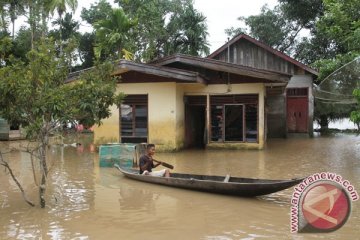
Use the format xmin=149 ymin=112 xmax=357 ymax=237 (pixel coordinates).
xmin=300 ymin=182 xmax=351 ymax=232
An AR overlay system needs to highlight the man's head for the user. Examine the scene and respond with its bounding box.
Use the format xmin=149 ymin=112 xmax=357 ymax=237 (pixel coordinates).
xmin=146 ymin=144 xmax=155 ymax=156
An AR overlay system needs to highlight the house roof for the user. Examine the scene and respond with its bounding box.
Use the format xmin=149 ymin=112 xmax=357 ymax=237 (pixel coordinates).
xmin=207 ymin=34 xmax=318 ymax=76
xmin=67 ymin=59 xmax=205 ymax=84
xmin=152 ymin=54 xmax=291 ymax=83
xmin=113 ymin=60 xmax=205 ymax=83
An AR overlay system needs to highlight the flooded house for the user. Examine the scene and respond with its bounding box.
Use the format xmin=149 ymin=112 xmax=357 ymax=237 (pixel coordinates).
xmin=0 ymin=118 xmax=23 ymax=141
xmin=91 ymin=34 xmax=318 ymax=151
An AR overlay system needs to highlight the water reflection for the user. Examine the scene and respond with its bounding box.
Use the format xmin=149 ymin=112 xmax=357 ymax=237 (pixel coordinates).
xmin=0 ymin=134 xmax=359 ymax=239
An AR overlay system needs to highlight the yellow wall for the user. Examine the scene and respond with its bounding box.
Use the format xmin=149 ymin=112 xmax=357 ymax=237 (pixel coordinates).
xmin=95 ymin=82 xmax=179 ymax=151
xmin=175 ymin=85 xmax=185 ymax=149
xmin=147 ymin=83 xmax=177 ymax=151
xmin=94 ymin=82 xmax=266 ymax=151
xmin=93 ymin=104 xmax=120 ymax=144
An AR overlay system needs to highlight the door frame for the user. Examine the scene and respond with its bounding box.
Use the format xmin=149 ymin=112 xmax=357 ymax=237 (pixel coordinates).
xmin=286 ymin=88 xmax=309 ymax=133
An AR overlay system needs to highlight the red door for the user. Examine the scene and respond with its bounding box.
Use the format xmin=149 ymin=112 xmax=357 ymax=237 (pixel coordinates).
xmin=287 ymin=97 xmax=308 ymax=133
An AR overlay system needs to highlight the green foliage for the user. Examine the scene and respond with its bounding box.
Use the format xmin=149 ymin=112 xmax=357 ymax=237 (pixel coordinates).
xmin=312 ymin=53 xmax=359 ymax=128
xmin=164 ymin=3 xmax=209 ymax=56
xmin=11 ymin=26 xmax=32 ymax=61
xmin=294 ymin=30 xmax=336 ymax=65
xmin=279 ymin=0 xmax=324 ymax=28
xmin=49 ymin=12 xmax=79 ymax=41
xmin=0 ymin=39 xmax=122 ymax=139
xmin=0 ymin=33 xmax=12 ymax=65
xmin=311 ymin=0 xmax=360 ymax=72
xmin=311 ymin=0 xmax=360 ymax=129
xmin=350 ymin=88 xmax=360 ymax=130
xmin=68 ymin=61 xmax=120 ymax=128
xmin=80 ymin=0 xmax=113 ymax=25
xmin=225 ymin=3 xmax=317 ymax=55
xmin=77 ymin=32 xmax=96 ymax=69
xmin=116 ymin=0 xmax=209 ymax=61
xmin=225 ymin=0 xmax=324 ymax=58
xmin=314 ymin=100 xmax=355 ymax=128
xmin=93 ymin=8 xmax=136 ymax=60
xmin=224 ymin=0 xmax=359 ymax=130
xmin=49 ymin=0 xmax=77 ymax=17
xmin=0 ymin=38 xmax=124 ymax=207
xmin=317 ymin=0 xmax=360 ymax=54
xmin=117 ymin=0 xmax=169 ymax=61
xmin=313 ymin=53 xmax=358 ymax=84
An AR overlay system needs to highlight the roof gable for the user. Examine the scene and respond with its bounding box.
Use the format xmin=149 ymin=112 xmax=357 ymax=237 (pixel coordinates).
xmin=208 ymin=34 xmax=318 ymax=76
xmin=153 ymin=54 xmax=291 ymax=84
xmin=67 ymin=59 xmax=204 ymax=84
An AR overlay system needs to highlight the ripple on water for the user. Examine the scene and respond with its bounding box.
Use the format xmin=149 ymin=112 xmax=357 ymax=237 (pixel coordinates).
xmin=1 ymin=135 xmax=359 ymax=239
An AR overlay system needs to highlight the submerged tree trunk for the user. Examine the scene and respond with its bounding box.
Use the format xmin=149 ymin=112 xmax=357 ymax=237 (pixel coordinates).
xmin=39 ymin=170 xmax=46 ymax=208
xmin=319 ymin=115 xmax=329 ymax=131
xmin=38 ymin=125 xmax=50 ymax=208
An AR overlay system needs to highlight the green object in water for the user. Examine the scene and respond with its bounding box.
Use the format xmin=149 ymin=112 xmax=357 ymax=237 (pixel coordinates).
xmin=99 ymin=143 xmax=136 ymax=168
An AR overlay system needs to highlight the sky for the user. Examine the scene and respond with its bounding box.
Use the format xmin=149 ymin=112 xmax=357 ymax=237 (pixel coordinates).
xmin=192 ymin=0 xmax=278 ymax=52
xmin=74 ymin=0 xmax=278 ymax=52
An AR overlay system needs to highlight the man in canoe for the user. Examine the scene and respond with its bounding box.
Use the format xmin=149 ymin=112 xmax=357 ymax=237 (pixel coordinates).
xmin=139 ymin=144 xmax=170 ymax=177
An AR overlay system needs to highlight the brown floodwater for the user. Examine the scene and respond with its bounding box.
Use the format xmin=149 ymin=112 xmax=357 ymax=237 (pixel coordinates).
xmin=0 ymin=133 xmax=359 ymax=239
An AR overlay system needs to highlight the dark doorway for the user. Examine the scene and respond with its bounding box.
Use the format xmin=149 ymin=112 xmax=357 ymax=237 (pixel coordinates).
xmin=185 ymin=96 xmax=206 ymax=148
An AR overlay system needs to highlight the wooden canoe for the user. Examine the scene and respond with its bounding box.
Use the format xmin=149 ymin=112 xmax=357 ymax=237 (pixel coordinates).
xmin=114 ymin=164 xmax=303 ymax=197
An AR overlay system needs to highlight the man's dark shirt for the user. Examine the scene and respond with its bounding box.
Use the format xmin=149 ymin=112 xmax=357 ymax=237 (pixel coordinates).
xmin=139 ymin=155 xmax=154 ymax=174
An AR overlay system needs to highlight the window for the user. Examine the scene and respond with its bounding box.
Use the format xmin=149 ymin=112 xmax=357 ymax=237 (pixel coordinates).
xmin=121 ymin=95 xmax=148 ymax=143
xmin=287 ymin=88 xmax=308 ymax=97
xmin=245 ymin=104 xmax=258 ymax=142
xmin=210 ymin=95 xmax=258 ymax=143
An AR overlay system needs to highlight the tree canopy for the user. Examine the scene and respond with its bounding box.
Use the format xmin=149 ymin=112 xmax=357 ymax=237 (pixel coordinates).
xmin=225 ymin=0 xmax=359 ymax=130
xmin=116 ymin=0 xmax=209 ymax=61
xmin=0 ymin=39 xmax=123 ymax=207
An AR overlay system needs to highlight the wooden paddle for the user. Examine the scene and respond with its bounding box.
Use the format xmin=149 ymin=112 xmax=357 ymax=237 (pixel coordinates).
xmin=153 ymin=159 xmax=174 ymax=169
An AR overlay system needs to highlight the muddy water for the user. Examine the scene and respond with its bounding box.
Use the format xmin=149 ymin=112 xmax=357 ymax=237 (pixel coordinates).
xmin=0 ymin=134 xmax=359 ymax=239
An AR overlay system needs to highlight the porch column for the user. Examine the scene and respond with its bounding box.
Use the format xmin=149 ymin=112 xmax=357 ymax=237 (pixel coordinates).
xmin=206 ymin=94 xmax=210 ymax=145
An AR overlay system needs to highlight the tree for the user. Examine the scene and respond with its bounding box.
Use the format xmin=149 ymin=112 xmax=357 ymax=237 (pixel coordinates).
xmin=80 ymin=0 xmax=113 ymax=26
xmin=50 ymin=12 xmax=79 ymax=41
xmin=77 ymin=32 xmax=96 ymax=70
xmin=0 ymin=39 xmax=123 ymax=208
xmin=0 ymin=32 xmax=12 ymax=66
xmin=8 ymin=0 xmax=25 ymax=39
xmin=226 ymin=5 xmax=301 ymax=55
xmin=12 ymin=26 xmax=32 ymax=61
xmin=351 ymin=88 xmax=360 ymax=131
xmin=164 ymin=3 xmax=209 ymax=56
xmin=116 ymin=0 xmax=170 ymax=61
xmin=0 ymin=1 xmax=8 ymax=33
xmin=78 ymin=0 xmax=113 ymax=68
xmin=225 ymin=1 xmax=324 ymax=56
xmin=312 ymin=0 xmax=360 ymax=129
xmin=116 ymin=0 xmax=209 ymax=62
xmin=278 ymin=0 xmax=324 ymax=29
xmin=48 ymin=0 xmax=78 ymax=53
xmin=93 ymin=8 xmax=136 ymax=60
xmin=18 ymin=0 xmax=53 ymax=49
xmin=49 ymin=12 xmax=80 ymax=71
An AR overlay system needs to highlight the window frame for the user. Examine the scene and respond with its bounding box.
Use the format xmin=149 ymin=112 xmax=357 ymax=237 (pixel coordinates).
xmin=210 ymin=94 xmax=259 ymax=143
xmin=120 ymin=95 xmax=148 ymax=143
